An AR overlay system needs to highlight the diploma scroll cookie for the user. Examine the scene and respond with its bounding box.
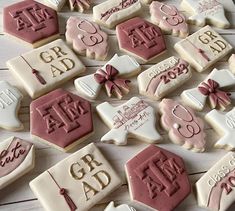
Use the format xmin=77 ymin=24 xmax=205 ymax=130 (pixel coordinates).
xmin=138 ymin=56 xmax=192 ymax=100
xmin=206 ymin=108 xmax=235 ymax=150
xmin=0 ymin=81 xmax=23 ymax=131
xmin=65 ymin=17 xmax=109 ymax=61
xmin=0 ymin=137 xmax=35 ymax=190
xmin=125 ymin=145 xmax=191 ymax=211
xmin=181 ymin=68 xmax=235 ymax=111
xmin=7 ymin=39 xmax=85 ymax=99
xmin=104 ymin=201 xmax=136 ymax=211
xmin=74 ymin=54 xmax=141 ymax=100
xmin=174 ymin=25 xmax=233 ymax=72
xmin=96 ymin=97 xmax=162 ymax=145
xmin=159 ymin=99 xmax=206 ymax=152
xmin=150 ymin=1 xmax=189 ymax=38
xmin=69 ymin=0 xmax=91 ymax=12
xmin=29 ymin=143 xmax=122 ymax=211
xmin=93 ymin=0 xmax=142 ymax=29
xmin=180 ymin=0 xmax=230 ymax=28
xmin=196 ymin=152 xmax=235 ymax=211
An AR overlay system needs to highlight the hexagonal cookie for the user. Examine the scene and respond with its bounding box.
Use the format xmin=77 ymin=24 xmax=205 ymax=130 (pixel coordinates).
xmin=0 ymin=136 xmax=35 ymax=190
xmin=117 ymin=17 xmax=166 ymax=63
xmin=3 ymin=0 xmax=59 ymax=48
xmin=30 ymin=143 xmax=122 ymax=211
xmin=30 ymin=89 xmax=93 ymax=152
xmin=125 ymin=145 xmax=191 ymax=211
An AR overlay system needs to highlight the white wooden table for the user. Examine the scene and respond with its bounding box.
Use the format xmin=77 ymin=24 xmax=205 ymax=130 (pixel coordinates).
xmin=1 ymin=0 xmax=235 ymax=210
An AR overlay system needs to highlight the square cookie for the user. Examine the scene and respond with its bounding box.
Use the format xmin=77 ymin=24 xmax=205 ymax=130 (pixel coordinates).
xmin=174 ymin=25 xmax=232 ymax=72
xmin=7 ymin=39 xmax=85 ymax=99
xmin=30 ymin=143 xmax=122 ymax=211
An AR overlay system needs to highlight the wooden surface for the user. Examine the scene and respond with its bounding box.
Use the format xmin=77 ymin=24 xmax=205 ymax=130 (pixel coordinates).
xmin=1 ymin=0 xmax=235 ymax=210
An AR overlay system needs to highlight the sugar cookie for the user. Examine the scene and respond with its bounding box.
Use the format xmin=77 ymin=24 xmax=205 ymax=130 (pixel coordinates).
xmin=150 ymin=1 xmax=189 ymax=38
xmin=181 ymin=68 xmax=235 ymax=111
xmin=229 ymin=54 xmax=235 ymax=74
xmin=3 ymin=0 xmax=59 ymax=48
xmin=181 ymin=0 xmax=230 ymax=28
xmin=93 ymin=0 xmax=142 ymax=29
xmin=7 ymin=39 xmax=85 ymax=99
xmin=174 ymin=25 xmax=232 ymax=72
xmin=138 ymin=56 xmax=191 ymax=100
xmin=69 ymin=0 xmax=91 ymax=12
xmin=0 ymin=137 xmax=34 ymax=190
xmin=206 ymin=108 xmax=235 ymax=150
xmin=196 ymin=152 xmax=235 ymax=211
xmin=125 ymin=145 xmax=191 ymax=211
xmin=159 ymin=99 xmax=206 ymax=152
xmin=43 ymin=0 xmax=66 ymax=11
xmin=30 ymin=89 xmax=93 ymax=152
xmin=74 ymin=54 xmax=140 ymax=100
xmin=96 ymin=97 xmax=162 ymax=145
xmin=104 ymin=201 xmax=136 ymax=211
xmin=30 ymin=143 xmax=122 ymax=211
xmin=117 ymin=17 xmax=166 ymax=63
xmin=0 ymin=81 xmax=23 ymax=131
xmin=65 ymin=17 xmax=109 ymax=60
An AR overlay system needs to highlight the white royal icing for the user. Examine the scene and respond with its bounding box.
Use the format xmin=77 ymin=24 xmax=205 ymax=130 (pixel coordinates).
xmin=43 ymin=0 xmax=66 ymax=11
xmin=181 ymin=0 xmax=230 ymax=28
xmin=96 ymin=97 xmax=162 ymax=145
xmin=104 ymin=201 xmax=136 ymax=211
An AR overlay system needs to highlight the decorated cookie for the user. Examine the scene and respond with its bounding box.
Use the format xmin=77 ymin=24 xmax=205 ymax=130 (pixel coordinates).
xmin=7 ymin=39 xmax=85 ymax=99
xmin=69 ymin=0 xmax=91 ymax=12
xmin=206 ymin=108 xmax=235 ymax=150
xmin=93 ymin=0 xmax=142 ymax=29
xmin=30 ymin=89 xmax=93 ymax=152
xmin=74 ymin=54 xmax=140 ymax=100
xmin=43 ymin=0 xmax=66 ymax=11
xmin=125 ymin=145 xmax=191 ymax=211
xmin=159 ymin=99 xmax=206 ymax=152
xmin=65 ymin=17 xmax=109 ymax=61
xmin=0 ymin=137 xmax=34 ymax=190
xmin=181 ymin=69 xmax=235 ymax=111
xmin=96 ymin=97 xmax=161 ymax=145
xmin=229 ymin=54 xmax=235 ymax=74
xmin=0 ymin=81 xmax=23 ymax=131
xmin=30 ymin=143 xmax=122 ymax=211
xmin=104 ymin=201 xmax=136 ymax=211
xmin=175 ymin=26 xmax=233 ymax=72
xmin=181 ymin=0 xmax=230 ymax=28
xmin=138 ymin=57 xmax=191 ymax=100
xmin=3 ymin=0 xmax=59 ymax=48
xmin=150 ymin=1 xmax=189 ymax=38
xmin=117 ymin=17 xmax=166 ymax=63
xmin=196 ymin=152 xmax=235 ymax=210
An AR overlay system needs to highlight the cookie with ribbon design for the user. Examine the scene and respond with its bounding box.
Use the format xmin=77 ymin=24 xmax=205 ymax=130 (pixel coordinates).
xmin=74 ymin=54 xmax=141 ymax=100
xmin=69 ymin=0 xmax=91 ymax=12
xmin=160 ymin=99 xmax=206 ymax=152
xmin=96 ymin=97 xmax=162 ymax=145
xmin=181 ymin=69 xmax=235 ymax=111
xmin=66 ymin=17 xmax=109 ymax=60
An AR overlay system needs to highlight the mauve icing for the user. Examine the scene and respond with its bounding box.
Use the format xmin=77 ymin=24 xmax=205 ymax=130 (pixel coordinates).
xmin=117 ymin=17 xmax=166 ymax=61
xmin=30 ymin=89 xmax=93 ymax=149
xmin=0 ymin=138 xmax=33 ymax=177
xmin=66 ymin=17 xmax=109 ymax=59
xmin=160 ymin=99 xmax=206 ymax=151
xmin=126 ymin=145 xmax=191 ymax=211
xmin=3 ymin=0 xmax=59 ymax=44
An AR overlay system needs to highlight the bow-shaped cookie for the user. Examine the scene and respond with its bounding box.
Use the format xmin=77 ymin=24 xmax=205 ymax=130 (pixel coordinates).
xmin=74 ymin=54 xmax=141 ymax=99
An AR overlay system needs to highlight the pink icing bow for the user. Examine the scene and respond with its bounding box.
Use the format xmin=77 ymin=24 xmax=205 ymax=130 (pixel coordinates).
xmin=198 ymin=79 xmax=231 ymax=109
xmin=94 ymin=64 xmax=130 ymax=98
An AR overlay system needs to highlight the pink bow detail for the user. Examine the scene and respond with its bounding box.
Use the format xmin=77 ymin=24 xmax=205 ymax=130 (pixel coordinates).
xmin=198 ymin=79 xmax=231 ymax=110
xmin=94 ymin=64 xmax=130 ymax=99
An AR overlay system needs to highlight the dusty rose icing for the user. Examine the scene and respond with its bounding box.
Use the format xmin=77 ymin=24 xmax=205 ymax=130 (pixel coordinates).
xmin=30 ymin=89 xmax=93 ymax=149
xmin=160 ymin=99 xmax=206 ymax=150
xmin=126 ymin=145 xmax=191 ymax=211
xmin=3 ymin=0 xmax=59 ymax=44
xmin=66 ymin=17 xmax=108 ymax=58
xmin=150 ymin=1 xmax=188 ymax=35
xmin=0 ymin=138 xmax=33 ymax=177
xmin=117 ymin=17 xmax=166 ymax=61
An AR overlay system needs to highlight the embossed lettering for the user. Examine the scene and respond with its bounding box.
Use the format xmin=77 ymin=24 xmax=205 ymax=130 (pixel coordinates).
xmin=92 ymin=170 xmax=111 ymax=190
xmin=82 ymin=181 xmax=99 ymax=201
xmin=81 ymin=154 xmax=103 ymax=172
xmin=0 ymin=89 xmax=17 ymax=109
